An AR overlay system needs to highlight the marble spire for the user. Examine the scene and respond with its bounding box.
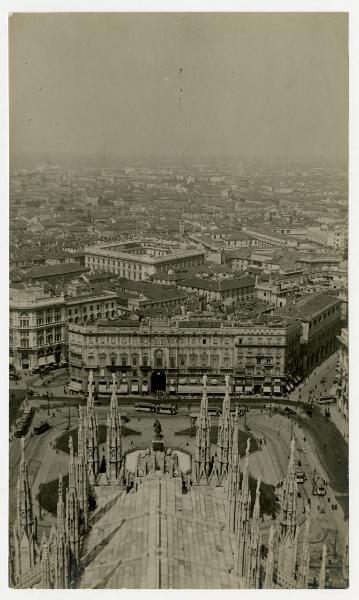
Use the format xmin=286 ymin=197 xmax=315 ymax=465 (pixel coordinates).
xmin=236 ymin=438 xmax=252 ymax=578
xmin=40 ymin=533 xmax=51 ymax=589
xmin=106 ymin=373 xmax=123 ymax=484
xmin=297 ymin=507 xmax=311 ymax=589
xmin=263 ymin=525 xmax=275 ymax=589
xmin=77 ymin=408 xmax=88 ymax=533
xmin=66 ymin=437 xmax=80 ymax=580
xmin=13 ymin=437 xmax=36 ymax=581
xmin=213 ymin=374 xmax=232 ymax=484
xmin=85 ymin=370 xmax=99 ymax=483
xmin=54 ymin=473 xmax=69 ymax=589
xmin=245 ymin=476 xmax=262 ymax=589
xmin=318 ymin=544 xmax=327 ymax=589
xmin=277 ymin=438 xmax=298 ymax=582
xmin=194 ymin=374 xmax=211 ymax=484
xmin=227 ymin=408 xmax=241 ymax=534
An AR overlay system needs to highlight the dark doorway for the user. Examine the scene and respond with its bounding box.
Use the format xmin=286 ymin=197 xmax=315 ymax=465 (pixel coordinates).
xmin=151 ymin=370 xmax=166 ymax=393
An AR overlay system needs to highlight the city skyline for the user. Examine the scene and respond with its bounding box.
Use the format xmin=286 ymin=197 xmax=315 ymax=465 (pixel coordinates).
xmin=8 ymin=11 xmax=349 ymax=591
xmin=9 ymin=13 xmax=348 ymax=167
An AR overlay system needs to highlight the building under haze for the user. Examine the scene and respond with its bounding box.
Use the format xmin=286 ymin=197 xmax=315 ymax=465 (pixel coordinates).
xmin=84 ymin=240 xmax=205 ymax=281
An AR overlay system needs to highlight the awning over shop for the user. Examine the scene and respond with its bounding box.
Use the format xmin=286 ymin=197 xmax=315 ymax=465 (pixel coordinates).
xmin=46 ymin=355 xmax=55 ymax=364
xmin=169 ymin=379 xmax=176 ymax=385
xmin=119 ymin=379 xmax=128 ymax=393
xmin=207 ymin=386 xmax=226 ymax=394
xmin=273 ymin=386 xmax=281 ymax=394
xmin=177 ymin=385 xmax=202 ymax=394
xmin=189 ymin=378 xmax=198 ymax=385
xmin=131 ymin=382 xmax=139 ymax=392
xmin=178 ymin=378 xmax=186 ymax=385
xmin=38 ymin=357 xmax=47 ymax=366
xmin=245 ymin=382 xmax=253 ymax=393
xmin=99 ymin=382 xmax=107 ymax=393
xmin=210 ymin=379 xmax=218 ymax=385
xmin=263 ymin=385 xmax=272 ymax=393
xmin=142 ymin=381 xmax=148 ymax=392
xmin=235 ymin=385 xmax=243 ymax=393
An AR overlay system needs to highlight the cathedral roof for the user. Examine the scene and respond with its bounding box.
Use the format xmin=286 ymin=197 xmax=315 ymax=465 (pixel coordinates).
xmin=78 ymin=478 xmax=244 ymax=589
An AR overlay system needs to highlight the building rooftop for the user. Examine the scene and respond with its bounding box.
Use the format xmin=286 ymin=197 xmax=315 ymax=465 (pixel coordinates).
xmin=28 ymin=262 xmax=87 ymax=279
xmin=180 ymin=276 xmax=254 ymax=292
xmin=275 ymin=292 xmax=340 ymax=320
xmin=293 ymin=292 xmax=340 ymax=316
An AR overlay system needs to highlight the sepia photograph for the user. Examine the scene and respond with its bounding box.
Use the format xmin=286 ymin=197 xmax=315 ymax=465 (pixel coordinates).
xmin=7 ymin=9 xmax=350 ymax=591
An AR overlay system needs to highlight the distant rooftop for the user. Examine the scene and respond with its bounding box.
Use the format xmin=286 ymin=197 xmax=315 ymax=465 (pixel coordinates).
xmin=28 ymin=262 xmax=87 ymax=279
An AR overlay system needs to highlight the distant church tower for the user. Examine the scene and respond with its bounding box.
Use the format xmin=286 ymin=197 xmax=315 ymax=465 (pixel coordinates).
xmin=13 ymin=438 xmax=36 ymax=582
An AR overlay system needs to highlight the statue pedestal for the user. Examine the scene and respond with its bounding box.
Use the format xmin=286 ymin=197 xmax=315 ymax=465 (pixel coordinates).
xmin=152 ymin=440 xmax=164 ymax=452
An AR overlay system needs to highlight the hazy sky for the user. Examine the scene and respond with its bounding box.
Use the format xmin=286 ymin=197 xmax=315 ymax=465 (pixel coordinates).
xmin=9 ymin=13 xmax=348 ymax=166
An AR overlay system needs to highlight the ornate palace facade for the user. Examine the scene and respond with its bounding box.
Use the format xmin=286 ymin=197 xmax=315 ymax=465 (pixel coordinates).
xmin=68 ymin=315 xmax=302 ymax=396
